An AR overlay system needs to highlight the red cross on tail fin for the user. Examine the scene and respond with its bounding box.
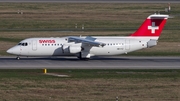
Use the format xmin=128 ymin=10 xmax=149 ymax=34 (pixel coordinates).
xmin=130 ymin=14 xmax=169 ymax=39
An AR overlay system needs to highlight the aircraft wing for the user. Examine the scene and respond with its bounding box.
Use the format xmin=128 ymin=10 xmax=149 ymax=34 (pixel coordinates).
xmin=68 ymin=36 xmax=106 ymax=47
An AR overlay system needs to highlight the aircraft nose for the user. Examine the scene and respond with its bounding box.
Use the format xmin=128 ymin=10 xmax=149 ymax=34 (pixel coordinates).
xmin=7 ymin=46 xmax=21 ymax=55
xmin=6 ymin=48 xmax=13 ymax=54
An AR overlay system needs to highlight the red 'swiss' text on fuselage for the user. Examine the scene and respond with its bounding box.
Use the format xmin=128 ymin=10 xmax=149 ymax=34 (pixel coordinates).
xmin=39 ymin=40 xmax=56 ymax=43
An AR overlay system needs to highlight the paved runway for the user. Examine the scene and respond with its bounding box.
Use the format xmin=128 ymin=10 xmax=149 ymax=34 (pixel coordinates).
xmin=0 ymin=56 xmax=180 ymax=69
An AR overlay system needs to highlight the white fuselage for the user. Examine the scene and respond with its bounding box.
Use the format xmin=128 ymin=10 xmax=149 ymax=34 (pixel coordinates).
xmin=7 ymin=36 xmax=157 ymax=58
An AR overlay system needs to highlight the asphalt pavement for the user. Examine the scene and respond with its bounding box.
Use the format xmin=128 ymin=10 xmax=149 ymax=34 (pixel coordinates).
xmin=0 ymin=56 xmax=180 ymax=69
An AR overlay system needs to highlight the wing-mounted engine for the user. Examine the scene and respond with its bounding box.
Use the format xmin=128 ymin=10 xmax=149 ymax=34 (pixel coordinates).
xmin=69 ymin=46 xmax=82 ymax=53
xmin=62 ymin=44 xmax=82 ymax=54
xmin=63 ymin=36 xmax=106 ymax=59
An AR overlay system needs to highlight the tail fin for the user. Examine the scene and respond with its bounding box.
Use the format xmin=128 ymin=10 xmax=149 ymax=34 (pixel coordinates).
xmin=131 ymin=14 xmax=169 ymax=39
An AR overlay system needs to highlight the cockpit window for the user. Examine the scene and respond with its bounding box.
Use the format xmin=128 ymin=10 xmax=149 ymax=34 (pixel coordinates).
xmin=18 ymin=43 xmax=22 ymax=45
xmin=18 ymin=42 xmax=28 ymax=46
xmin=22 ymin=43 xmax=25 ymax=46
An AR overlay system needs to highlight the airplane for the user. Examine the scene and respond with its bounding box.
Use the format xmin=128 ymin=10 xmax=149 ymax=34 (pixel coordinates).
xmin=7 ymin=13 xmax=169 ymax=60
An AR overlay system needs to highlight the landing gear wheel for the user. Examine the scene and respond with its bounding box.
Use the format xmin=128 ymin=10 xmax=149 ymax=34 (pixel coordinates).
xmin=16 ymin=56 xmax=20 ymax=60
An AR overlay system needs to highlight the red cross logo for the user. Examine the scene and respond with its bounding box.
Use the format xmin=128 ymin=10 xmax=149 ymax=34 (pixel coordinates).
xmin=148 ymin=22 xmax=159 ymax=34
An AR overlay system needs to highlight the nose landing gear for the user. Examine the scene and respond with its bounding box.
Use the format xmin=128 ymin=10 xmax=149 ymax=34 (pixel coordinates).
xmin=16 ymin=56 xmax=20 ymax=60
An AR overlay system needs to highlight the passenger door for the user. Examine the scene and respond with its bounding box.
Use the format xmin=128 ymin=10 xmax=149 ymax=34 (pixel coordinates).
xmin=32 ymin=40 xmax=37 ymax=51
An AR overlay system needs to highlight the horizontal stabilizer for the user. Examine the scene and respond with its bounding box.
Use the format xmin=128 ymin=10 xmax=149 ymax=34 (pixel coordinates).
xmin=148 ymin=14 xmax=169 ymax=19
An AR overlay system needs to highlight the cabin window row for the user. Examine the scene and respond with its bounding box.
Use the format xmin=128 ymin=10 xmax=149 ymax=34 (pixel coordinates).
xmin=41 ymin=43 xmax=124 ymax=46
xmin=106 ymin=43 xmax=124 ymax=46
xmin=42 ymin=44 xmax=63 ymax=46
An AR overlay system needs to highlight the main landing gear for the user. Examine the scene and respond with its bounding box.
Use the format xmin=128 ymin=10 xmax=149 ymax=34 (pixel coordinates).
xmin=77 ymin=52 xmax=90 ymax=61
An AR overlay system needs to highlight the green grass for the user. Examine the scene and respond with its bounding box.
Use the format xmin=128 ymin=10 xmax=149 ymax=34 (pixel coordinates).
xmin=0 ymin=3 xmax=179 ymax=29
xmin=0 ymin=37 xmax=22 ymax=43
xmin=0 ymin=69 xmax=180 ymax=79
xmin=0 ymin=69 xmax=179 ymax=101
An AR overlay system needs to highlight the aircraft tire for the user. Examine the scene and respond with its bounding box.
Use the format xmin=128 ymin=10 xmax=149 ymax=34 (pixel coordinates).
xmin=16 ymin=56 xmax=20 ymax=60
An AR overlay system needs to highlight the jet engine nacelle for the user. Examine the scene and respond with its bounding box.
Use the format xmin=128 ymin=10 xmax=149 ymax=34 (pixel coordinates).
xmin=69 ymin=46 xmax=82 ymax=54
xmin=63 ymin=45 xmax=81 ymax=54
